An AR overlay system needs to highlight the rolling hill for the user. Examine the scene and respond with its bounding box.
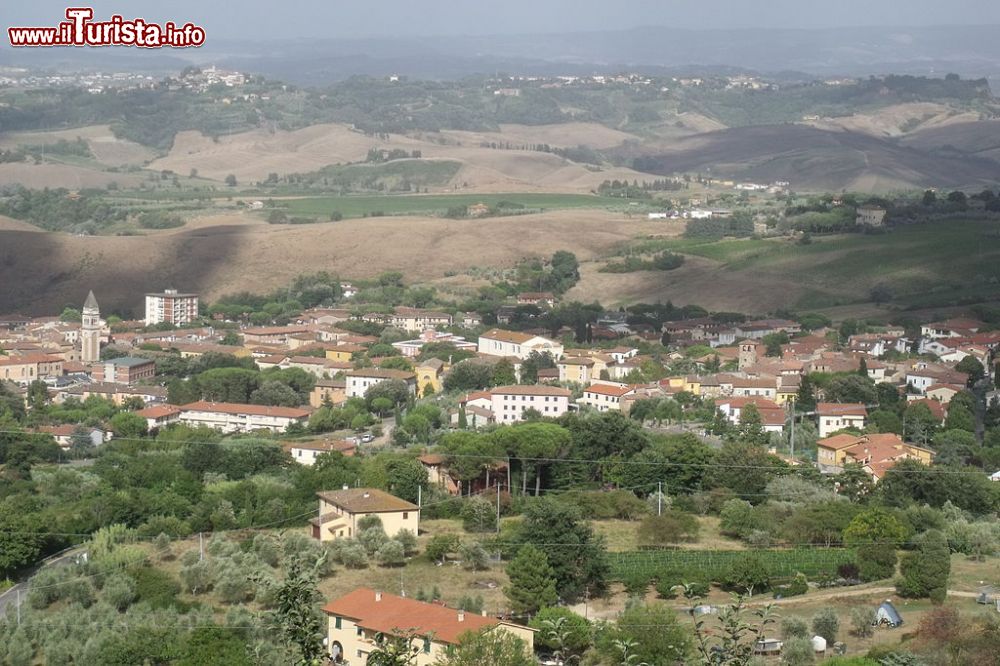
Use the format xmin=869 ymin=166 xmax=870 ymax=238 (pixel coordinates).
xmin=630 ymin=124 xmax=1000 ymax=191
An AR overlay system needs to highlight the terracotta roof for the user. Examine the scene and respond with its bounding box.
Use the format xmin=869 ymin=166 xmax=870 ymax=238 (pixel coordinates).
xmin=136 ymin=405 xmax=181 ymax=419
xmin=316 ymin=488 xmax=417 ymax=514
xmin=345 ymin=368 xmax=416 ymax=380
xmin=460 ymin=391 xmax=493 ymax=404
xmin=480 ymin=328 xmax=535 ymax=344
xmin=418 ymin=453 xmax=447 ymax=465
xmin=715 ymin=396 xmax=781 ymax=411
xmin=180 ymin=401 xmax=309 ymax=418
xmin=0 ymin=353 xmax=63 ymax=365
xmin=491 ymin=384 xmax=572 ymax=397
xmin=817 ymin=433 xmax=863 ymax=451
xmin=560 ymin=357 xmax=596 ymax=366
xmin=585 ymin=383 xmax=633 ymax=397
xmin=816 ymin=403 xmax=868 ymax=417
xmin=322 ymin=588 xmax=502 ymax=644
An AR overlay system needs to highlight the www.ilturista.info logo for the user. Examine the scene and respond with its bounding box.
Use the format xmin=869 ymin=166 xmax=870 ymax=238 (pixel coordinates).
xmin=8 ymin=7 xmax=206 ymax=48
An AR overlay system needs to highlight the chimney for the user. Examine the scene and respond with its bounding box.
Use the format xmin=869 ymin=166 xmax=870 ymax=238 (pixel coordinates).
xmin=457 ymin=611 xmax=465 ymax=622
xmin=375 ymin=591 xmax=382 ymax=602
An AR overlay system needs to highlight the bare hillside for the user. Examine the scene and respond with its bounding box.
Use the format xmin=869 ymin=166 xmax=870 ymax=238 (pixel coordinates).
xmin=0 ymin=209 xmax=668 ymax=316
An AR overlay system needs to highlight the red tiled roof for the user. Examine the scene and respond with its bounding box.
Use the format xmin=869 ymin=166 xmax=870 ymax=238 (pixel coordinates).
xmin=480 ymin=328 xmax=535 ymax=344
xmin=322 ymin=588 xmax=500 ymax=644
xmin=179 ymin=401 xmax=309 ymax=418
xmin=816 ymin=403 xmax=868 ymax=417
xmin=491 ymin=385 xmax=572 ymax=397
xmin=316 ymin=488 xmax=417 ymax=514
xmin=136 ymin=405 xmax=181 ymax=419
xmin=585 ymin=383 xmax=633 ymax=397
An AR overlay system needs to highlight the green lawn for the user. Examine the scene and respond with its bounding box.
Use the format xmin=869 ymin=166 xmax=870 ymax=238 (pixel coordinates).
xmin=280 ymin=192 xmax=611 ymax=219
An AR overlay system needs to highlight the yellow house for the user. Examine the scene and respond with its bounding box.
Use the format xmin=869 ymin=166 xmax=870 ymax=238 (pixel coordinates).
xmin=664 ymin=376 xmax=701 ymax=395
xmin=310 ymin=488 xmax=419 ymax=542
xmin=326 ymin=344 xmax=366 ymax=363
xmin=558 ymin=356 xmax=596 ymax=384
xmin=323 ymin=588 xmax=534 ymax=665
xmin=415 ymin=358 xmax=445 ymax=396
xmin=817 ymin=433 xmax=935 ymax=469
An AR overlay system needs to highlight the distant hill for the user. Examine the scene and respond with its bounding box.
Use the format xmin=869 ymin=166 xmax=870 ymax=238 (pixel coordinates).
xmin=630 ymin=124 xmax=1000 ymax=191
xmin=901 ymin=120 xmax=1000 ymax=163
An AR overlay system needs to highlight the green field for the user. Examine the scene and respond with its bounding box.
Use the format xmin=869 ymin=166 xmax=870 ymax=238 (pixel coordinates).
xmin=623 ymin=220 xmax=1000 ymax=310
xmin=610 ymin=548 xmax=856 ymax=582
xmin=280 ymin=192 xmax=612 ymax=219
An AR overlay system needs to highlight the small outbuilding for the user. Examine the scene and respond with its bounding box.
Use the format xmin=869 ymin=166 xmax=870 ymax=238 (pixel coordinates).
xmin=874 ymin=600 xmax=903 ymax=628
xmin=753 ymin=638 xmax=783 ymax=656
xmin=811 ymin=635 xmax=827 ymax=654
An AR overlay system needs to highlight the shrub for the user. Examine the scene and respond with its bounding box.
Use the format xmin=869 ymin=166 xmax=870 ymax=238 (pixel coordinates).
xmin=358 ymin=526 xmax=389 ymax=556
xmin=459 ymin=542 xmax=490 ymax=571
xmin=637 ymin=511 xmax=700 ymax=546
xmin=153 ymin=533 xmax=174 ymax=561
xmin=180 ymin=559 xmax=215 ymax=595
xmin=856 ymin=544 xmax=896 ymax=582
xmin=781 ymin=637 xmax=815 ymax=665
xmin=357 ymin=515 xmax=384 ymax=532
xmin=376 ymin=540 xmax=406 ymax=567
xmin=426 ymin=534 xmax=460 ymax=563
xmin=781 ymin=617 xmax=809 ymax=639
xmin=622 ymin=571 xmax=653 ymax=597
xmin=850 ymin=606 xmax=875 ymax=638
xmin=102 ymin=572 xmax=137 ymax=611
xmin=461 ymin=496 xmax=497 ymax=533
xmin=252 ymin=534 xmax=282 ymax=567
xmin=785 ymin=572 xmax=809 ymax=597
xmin=339 ymin=542 xmax=369 ymax=569
xmin=457 ymin=594 xmax=485 ymax=614
xmin=812 ymin=607 xmax=840 ymax=643
xmin=215 ymin=563 xmax=256 ymax=603
xmin=394 ymin=529 xmax=418 ymax=556
xmin=132 ymin=566 xmax=182 ymax=609
xmin=722 ymin=553 xmax=770 ymax=593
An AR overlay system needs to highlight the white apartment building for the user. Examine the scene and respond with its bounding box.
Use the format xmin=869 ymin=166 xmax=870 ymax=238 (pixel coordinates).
xmin=344 ymin=369 xmax=417 ymax=398
xmin=490 ymin=385 xmax=571 ymax=423
xmin=145 ymin=289 xmax=200 ymax=326
xmin=579 ymin=383 xmax=634 ymax=412
xmin=477 ymin=329 xmax=564 ymax=360
xmin=178 ymin=401 xmax=309 ymax=433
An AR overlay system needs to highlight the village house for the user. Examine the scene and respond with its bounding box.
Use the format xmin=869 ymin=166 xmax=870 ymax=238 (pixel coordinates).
xmin=558 ymin=356 xmax=598 ymax=384
xmin=391 ymin=329 xmax=477 ymax=358
xmin=135 ymin=404 xmax=182 ymax=431
xmin=579 ymin=383 xmax=635 ymax=412
xmin=491 ymin=385 xmax=572 ymax=423
xmin=477 ymin=329 xmax=564 ymax=360
xmin=817 ymin=433 xmax=934 ymax=481
xmin=731 ymin=376 xmax=779 ymax=399
xmin=816 ymin=403 xmax=868 ymax=437
xmin=311 ymin=488 xmax=418 ymax=542
xmin=920 ymin=318 xmax=984 ymax=340
xmin=242 ymin=325 xmax=314 ymax=346
xmin=34 ymin=424 xmax=108 ymax=449
xmin=715 ymin=397 xmax=786 ymax=433
xmin=322 ymin=588 xmax=533 ymax=665
xmin=0 ymin=353 xmax=64 ymax=383
xmin=905 ymin=364 xmax=968 ymax=394
xmin=855 ymin=206 xmax=887 ymax=226
xmin=90 ymin=357 xmax=156 ymax=385
xmin=415 ymin=358 xmax=445 ymax=396
xmin=516 ymin=292 xmax=556 ymax=308
xmin=310 ymin=379 xmax=347 ymax=409
xmin=54 ymin=382 xmax=167 ymax=406
xmin=363 ymin=307 xmax=454 ymax=332
xmin=286 ymin=439 xmax=356 ymax=465
xmin=325 ymin=344 xmax=368 ymax=363
xmin=344 ymin=368 xmax=417 ymax=399
xmin=177 ymin=401 xmax=310 ymax=433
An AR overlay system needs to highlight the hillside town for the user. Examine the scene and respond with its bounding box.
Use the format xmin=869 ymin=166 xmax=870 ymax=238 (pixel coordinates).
xmin=3 ymin=288 xmax=995 ymax=489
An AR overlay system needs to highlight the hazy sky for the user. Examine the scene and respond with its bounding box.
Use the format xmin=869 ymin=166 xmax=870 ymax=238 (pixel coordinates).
xmin=7 ymin=0 xmax=1000 ymax=39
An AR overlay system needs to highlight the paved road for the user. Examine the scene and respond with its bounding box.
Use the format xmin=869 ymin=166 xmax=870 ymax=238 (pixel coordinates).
xmin=0 ymin=549 xmax=81 ymax=619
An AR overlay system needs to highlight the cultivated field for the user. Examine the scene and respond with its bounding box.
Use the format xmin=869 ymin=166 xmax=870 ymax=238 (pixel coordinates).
xmin=0 ymin=124 xmax=156 ymax=166
xmin=0 ymin=163 xmax=143 ymax=189
xmin=148 ymin=122 xmax=657 ymax=193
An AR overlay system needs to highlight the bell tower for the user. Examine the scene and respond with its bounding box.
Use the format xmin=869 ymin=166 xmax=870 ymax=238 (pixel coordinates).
xmin=81 ymin=290 xmax=102 ymax=364
xmin=738 ymin=340 xmax=759 ymax=371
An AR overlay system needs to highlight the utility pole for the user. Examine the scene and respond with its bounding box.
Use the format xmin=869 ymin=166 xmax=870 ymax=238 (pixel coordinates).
xmin=496 ymin=483 xmax=501 ymax=533
xmin=418 ymin=485 xmax=422 ymax=510
xmin=16 ymin=588 xmax=21 ymax=626
xmin=789 ymin=398 xmax=796 ymax=459
xmin=199 ymin=532 xmax=204 ymax=562
xmin=657 ymin=482 xmax=662 ymax=516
